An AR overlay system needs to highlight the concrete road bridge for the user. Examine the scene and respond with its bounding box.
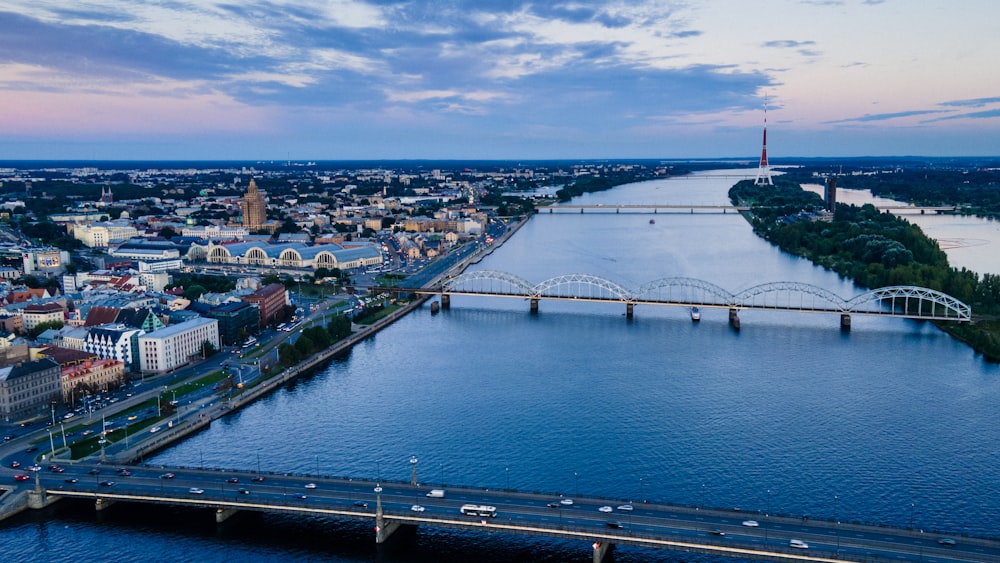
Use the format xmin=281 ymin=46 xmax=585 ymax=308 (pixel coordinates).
xmin=413 ymin=270 xmax=971 ymax=329
xmin=17 ymin=464 xmax=999 ymax=563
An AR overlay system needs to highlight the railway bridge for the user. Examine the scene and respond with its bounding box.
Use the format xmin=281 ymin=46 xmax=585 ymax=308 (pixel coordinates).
xmin=412 ymin=270 xmax=971 ymax=330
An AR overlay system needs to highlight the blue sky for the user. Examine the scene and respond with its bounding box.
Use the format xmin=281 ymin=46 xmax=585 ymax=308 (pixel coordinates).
xmin=1 ymin=1 xmax=998 ymax=160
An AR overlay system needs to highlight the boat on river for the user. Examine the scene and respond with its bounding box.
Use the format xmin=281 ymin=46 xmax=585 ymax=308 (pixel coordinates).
xmin=690 ymin=307 xmax=701 ymax=321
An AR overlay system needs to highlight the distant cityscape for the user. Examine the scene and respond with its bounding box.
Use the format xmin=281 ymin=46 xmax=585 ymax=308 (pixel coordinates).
xmin=0 ymin=160 xmax=675 ymax=424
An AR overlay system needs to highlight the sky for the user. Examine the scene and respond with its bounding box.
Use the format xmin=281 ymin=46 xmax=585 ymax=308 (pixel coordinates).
xmin=1 ymin=0 xmax=999 ymax=160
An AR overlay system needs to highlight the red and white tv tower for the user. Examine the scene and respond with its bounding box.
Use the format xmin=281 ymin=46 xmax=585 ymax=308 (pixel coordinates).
xmin=754 ymin=99 xmax=773 ymax=186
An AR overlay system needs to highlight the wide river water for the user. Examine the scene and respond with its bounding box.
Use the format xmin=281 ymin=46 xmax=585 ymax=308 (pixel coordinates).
xmin=4 ymin=170 xmax=998 ymax=562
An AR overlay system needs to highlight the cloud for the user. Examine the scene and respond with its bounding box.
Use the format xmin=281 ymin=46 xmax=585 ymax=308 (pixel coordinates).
xmin=762 ymin=40 xmax=817 ymax=49
xmin=938 ymin=96 xmax=1000 ymax=108
xmin=824 ymin=109 xmax=951 ymax=124
xmin=924 ymin=108 xmax=1000 ymax=122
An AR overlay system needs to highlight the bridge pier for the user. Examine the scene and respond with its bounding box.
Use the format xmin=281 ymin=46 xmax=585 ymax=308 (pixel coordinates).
xmin=580 ymin=208 xmax=584 ymax=214
xmin=530 ymin=298 xmax=539 ymax=315
xmin=729 ymin=308 xmax=741 ymax=331
xmin=841 ymin=314 xmax=851 ymax=332
xmin=95 ymin=497 xmax=117 ymax=511
xmin=375 ymin=518 xmax=403 ymax=544
xmin=430 ymin=301 xmax=440 ymax=314
xmin=592 ymin=541 xmax=613 ymax=563
xmin=216 ymin=507 xmax=240 ymax=523
xmin=441 ymin=294 xmax=450 ymax=310
xmin=626 ymin=303 xmax=634 ymax=320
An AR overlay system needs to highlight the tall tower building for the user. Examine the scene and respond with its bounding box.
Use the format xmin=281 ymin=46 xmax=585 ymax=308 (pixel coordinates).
xmin=825 ymin=177 xmax=838 ymax=212
xmin=241 ymin=178 xmax=267 ymax=232
xmin=754 ymin=100 xmax=774 ymax=186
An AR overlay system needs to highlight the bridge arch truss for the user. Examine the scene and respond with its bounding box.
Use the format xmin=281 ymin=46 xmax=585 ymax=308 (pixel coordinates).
xmin=443 ymin=270 xmax=534 ymax=297
xmin=846 ymin=286 xmax=971 ymax=320
xmin=532 ymin=273 xmax=632 ymax=302
xmin=634 ymin=277 xmax=735 ymax=307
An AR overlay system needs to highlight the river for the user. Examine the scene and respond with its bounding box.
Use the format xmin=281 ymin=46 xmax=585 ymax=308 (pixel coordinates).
xmin=3 ymin=170 xmax=998 ymax=562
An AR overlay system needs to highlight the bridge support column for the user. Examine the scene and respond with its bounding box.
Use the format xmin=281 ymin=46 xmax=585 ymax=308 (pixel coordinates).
xmin=27 ymin=489 xmax=52 ymax=510
xmin=95 ymin=497 xmax=117 ymax=511
xmin=580 ymin=208 xmax=584 ymax=213
xmin=626 ymin=303 xmax=634 ymax=320
xmin=729 ymin=308 xmax=741 ymax=331
xmin=441 ymin=294 xmax=450 ymax=310
xmin=430 ymin=301 xmax=440 ymax=315
xmin=375 ymin=518 xmax=403 ymax=544
xmin=841 ymin=314 xmax=851 ymax=332
xmin=530 ymin=298 xmax=539 ymax=315
xmin=216 ymin=507 xmax=240 ymax=523
xmin=592 ymin=541 xmax=613 ymax=563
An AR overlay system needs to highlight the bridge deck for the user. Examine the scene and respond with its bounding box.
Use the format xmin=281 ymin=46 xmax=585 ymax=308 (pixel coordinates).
xmin=34 ymin=464 xmax=999 ymax=563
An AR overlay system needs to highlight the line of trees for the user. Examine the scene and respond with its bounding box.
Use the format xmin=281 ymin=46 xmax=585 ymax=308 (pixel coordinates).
xmin=276 ymin=314 xmax=353 ymax=368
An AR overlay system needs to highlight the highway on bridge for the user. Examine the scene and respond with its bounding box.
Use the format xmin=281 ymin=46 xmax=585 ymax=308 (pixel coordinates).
xmin=19 ymin=462 xmax=999 ymax=563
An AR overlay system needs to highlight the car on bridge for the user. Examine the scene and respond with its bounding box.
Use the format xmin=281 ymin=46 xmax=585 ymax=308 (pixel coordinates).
xmin=938 ymin=538 xmax=957 ymax=546
xmin=742 ymin=520 xmax=759 ymax=527
xmin=189 ymin=488 xmax=204 ymax=495
xmin=605 ymin=521 xmax=624 ymax=529
xmin=160 ymin=473 xmax=175 ymax=479
xmin=598 ymin=506 xmax=613 ymax=513
xmin=789 ymin=539 xmax=808 ymax=549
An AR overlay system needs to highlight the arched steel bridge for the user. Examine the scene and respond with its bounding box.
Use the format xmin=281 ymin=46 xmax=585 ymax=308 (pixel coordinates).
xmin=418 ymin=270 xmax=971 ymax=322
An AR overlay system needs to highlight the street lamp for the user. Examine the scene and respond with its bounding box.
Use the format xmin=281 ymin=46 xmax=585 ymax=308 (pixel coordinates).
xmin=835 ymin=495 xmax=840 ymax=552
xmin=505 ymin=466 xmax=509 ymax=490
xmin=409 ymin=455 xmax=419 ymax=485
xmin=574 ymin=472 xmax=579 ymax=498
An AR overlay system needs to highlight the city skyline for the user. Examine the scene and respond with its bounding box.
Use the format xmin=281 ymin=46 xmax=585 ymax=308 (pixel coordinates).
xmin=1 ymin=1 xmax=999 ymax=160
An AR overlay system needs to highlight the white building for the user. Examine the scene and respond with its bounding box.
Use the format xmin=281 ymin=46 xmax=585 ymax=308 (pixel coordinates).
xmin=73 ymin=222 xmax=141 ymax=248
xmin=182 ymin=225 xmax=250 ymax=240
xmin=138 ymin=317 xmax=219 ymax=374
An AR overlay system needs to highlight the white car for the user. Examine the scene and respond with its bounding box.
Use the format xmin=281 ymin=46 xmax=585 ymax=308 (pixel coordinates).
xmin=304 ymin=483 xmax=317 ymax=489
xmin=189 ymin=488 xmax=205 ymax=495
xmin=410 ymin=504 xmax=425 ymax=512
xmin=560 ymin=498 xmax=574 ymax=506
xmin=617 ymin=504 xmax=634 ymax=511
xmin=789 ymin=539 xmax=809 ymax=549
xmin=742 ymin=520 xmax=759 ymax=527
xmin=598 ymin=506 xmax=613 ymax=513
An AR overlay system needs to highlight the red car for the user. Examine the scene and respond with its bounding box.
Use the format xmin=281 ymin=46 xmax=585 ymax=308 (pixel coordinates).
xmin=14 ymin=474 xmax=30 ymax=481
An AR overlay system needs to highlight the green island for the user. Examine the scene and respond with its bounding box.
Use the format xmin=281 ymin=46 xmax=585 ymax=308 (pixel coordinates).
xmin=729 ymin=177 xmax=1000 ymax=362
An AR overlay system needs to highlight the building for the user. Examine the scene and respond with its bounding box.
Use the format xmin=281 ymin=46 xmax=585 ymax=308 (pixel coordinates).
xmin=0 ymin=358 xmax=62 ymax=422
xmin=22 ymin=302 xmax=66 ymax=333
xmin=138 ymin=317 xmax=220 ymax=374
xmin=241 ymin=178 xmax=267 ymax=232
xmin=241 ymin=283 xmax=288 ymax=328
xmin=59 ymin=358 xmax=126 ymax=403
xmin=182 ymin=225 xmax=250 ymax=240
xmin=72 ymin=221 xmax=142 ymax=248
xmin=83 ymin=324 xmax=144 ymax=373
xmin=204 ymin=301 xmax=259 ymax=346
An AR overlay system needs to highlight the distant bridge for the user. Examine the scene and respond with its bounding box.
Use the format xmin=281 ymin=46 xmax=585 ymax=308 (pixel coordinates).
xmin=540 ymin=204 xmax=957 ymax=215
xmin=411 ymin=271 xmax=971 ymax=328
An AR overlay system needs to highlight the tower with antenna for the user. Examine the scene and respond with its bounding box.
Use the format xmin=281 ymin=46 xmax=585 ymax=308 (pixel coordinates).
xmin=754 ymin=99 xmax=773 ymax=186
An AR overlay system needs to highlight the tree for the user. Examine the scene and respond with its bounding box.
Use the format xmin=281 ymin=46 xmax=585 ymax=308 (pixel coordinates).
xmin=200 ymin=340 xmax=217 ymax=358
xmin=28 ymin=320 xmax=64 ymax=339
